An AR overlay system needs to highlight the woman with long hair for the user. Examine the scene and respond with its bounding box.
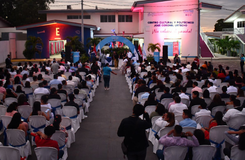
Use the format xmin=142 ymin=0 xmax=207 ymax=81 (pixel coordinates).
xmin=155 ymin=112 xmax=176 ymax=129
xmin=208 ymin=111 xmax=226 ymax=130
xmin=29 ymin=101 xmax=49 ymax=121
xmin=237 ymin=89 xmax=244 ymax=98
xmin=5 ymin=102 xmax=18 ymax=116
xmin=52 ymin=115 xmax=68 ymax=140
xmin=208 ymin=94 xmax=226 ymax=111
xmin=17 ymin=94 xmax=29 ymax=106
xmin=8 ymin=113 xmax=28 ymax=135
xmin=144 ymin=92 xmax=158 ymax=107
xmin=13 ymin=76 xmax=23 ymax=86
xmin=150 ymin=103 xmax=166 ymax=119
xmin=15 ymin=86 xmax=25 ymax=94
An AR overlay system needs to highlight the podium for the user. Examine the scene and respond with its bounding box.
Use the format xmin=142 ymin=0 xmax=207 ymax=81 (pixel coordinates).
xmin=72 ymin=52 xmax=80 ymax=63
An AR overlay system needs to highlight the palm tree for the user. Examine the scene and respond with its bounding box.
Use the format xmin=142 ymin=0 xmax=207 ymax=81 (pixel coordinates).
xmin=229 ymin=39 xmax=240 ymax=56
xmin=86 ymin=37 xmax=103 ymax=48
xmin=66 ymin=36 xmax=83 ymax=51
xmin=147 ymin=43 xmax=161 ymax=53
xmin=23 ymin=36 xmax=43 ymax=59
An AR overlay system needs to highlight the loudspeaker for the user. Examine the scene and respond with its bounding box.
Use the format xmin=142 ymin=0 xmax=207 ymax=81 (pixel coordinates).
xmin=162 ymin=45 xmax=168 ymax=65
xmin=65 ymin=46 xmax=71 ymax=62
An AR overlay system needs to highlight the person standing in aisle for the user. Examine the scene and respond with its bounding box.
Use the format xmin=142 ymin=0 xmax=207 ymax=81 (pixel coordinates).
xmin=240 ymin=54 xmax=244 ymax=73
xmin=102 ymin=63 xmax=117 ymax=90
xmin=113 ymin=51 xmax=119 ymax=69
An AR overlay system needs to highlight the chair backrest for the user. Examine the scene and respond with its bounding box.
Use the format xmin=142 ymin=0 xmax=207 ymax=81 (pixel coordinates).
xmin=182 ymin=127 xmax=196 ymax=133
xmin=4 ymin=97 xmax=17 ymax=106
xmin=145 ymin=105 xmax=156 ymax=116
xmin=0 ymin=93 xmax=4 ymax=101
xmin=203 ymin=98 xmax=212 ymax=106
xmin=29 ymin=115 xmax=46 ymax=132
xmin=211 ymin=106 xmax=225 ymax=116
xmin=140 ymin=72 xmax=147 ymax=78
xmin=1 ymin=115 xmax=12 ymax=128
xmin=151 ymin=116 xmax=161 ymax=127
xmin=62 ymin=106 xmax=77 ymax=118
xmin=61 ymin=117 xmax=73 ymax=129
xmin=237 ymin=97 xmax=245 ymax=106
xmin=82 ymin=88 xmax=90 ymax=95
xmin=214 ymin=79 xmax=222 ymax=87
xmin=227 ymin=114 xmax=245 ymax=130
xmin=22 ymin=87 xmax=33 ymax=95
xmin=195 ymin=115 xmax=213 ymax=128
xmin=0 ymin=146 xmax=20 ymax=160
xmin=138 ymin=92 xmax=149 ymax=102
xmin=191 ymin=105 xmax=200 ymax=116
xmin=35 ymin=147 xmax=58 ymax=160
xmin=181 ymin=98 xmax=190 ymax=107
xmin=186 ymin=87 xmax=192 ymax=94
xmin=230 ymin=145 xmax=245 ymax=160
xmin=149 ymin=83 xmax=157 ymax=89
xmin=0 ymin=105 xmax=7 ymax=119
xmin=175 ymin=115 xmax=183 ymax=123
xmin=47 ymin=99 xmax=61 ymax=108
xmin=34 ymin=94 xmax=45 ymax=101
xmin=155 ymin=92 xmax=163 ymax=101
xmin=160 ymin=98 xmax=173 ymax=109
xmin=159 ymin=126 xmax=175 ymax=137
xmin=192 ymin=145 xmax=216 ymax=160
xmin=6 ymin=129 xmax=26 ymax=146
xmin=222 ymin=98 xmax=230 ymax=103
xmin=220 ymin=82 xmax=228 ymax=88
xmin=40 ymin=106 xmax=51 ymax=118
xmin=209 ymin=125 xmax=229 ymax=144
xmin=210 ymin=92 xmax=218 ymax=99
xmin=50 ymin=84 xmax=58 ymax=90
xmin=164 ymin=146 xmax=188 ymax=160
xmin=229 ymin=92 xmax=237 ymax=96
xmin=57 ymin=93 xmax=66 ymax=101
xmin=51 ymin=131 xmax=66 ymax=147
xmin=18 ymin=105 xmax=32 ymax=120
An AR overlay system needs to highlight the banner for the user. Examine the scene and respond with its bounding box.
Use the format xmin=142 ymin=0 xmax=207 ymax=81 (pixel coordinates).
xmin=173 ymin=42 xmax=179 ymax=56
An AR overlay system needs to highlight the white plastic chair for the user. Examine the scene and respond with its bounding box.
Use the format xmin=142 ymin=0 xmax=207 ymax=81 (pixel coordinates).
xmin=0 ymin=93 xmax=4 ymax=101
xmin=237 ymin=97 xmax=245 ymax=106
xmin=181 ymin=98 xmax=190 ymax=107
xmin=222 ymin=98 xmax=230 ymax=103
xmin=58 ymin=93 xmax=67 ymax=102
xmin=34 ymin=93 xmax=46 ymax=101
xmin=61 ymin=117 xmax=75 ymax=148
xmin=209 ymin=125 xmax=229 ymax=159
xmin=29 ymin=116 xmax=47 ymax=145
xmin=51 ymin=131 xmax=68 ymax=160
xmin=226 ymin=114 xmax=245 ymax=131
xmin=0 ymin=105 xmax=7 ymax=117
xmin=160 ymin=98 xmax=173 ymax=109
xmin=230 ymin=145 xmax=245 ymax=160
xmin=4 ymin=97 xmax=17 ymax=106
xmin=0 ymin=146 xmax=21 ymax=160
xmin=175 ymin=115 xmax=183 ymax=123
xmin=50 ymin=84 xmax=58 ymax=89
xmin=229 ymin=92 xmax=237 ymax=96
xmin=62 ymin=106 xmax=80 ymax=133
xmin=186 ymin=87 xmax=192 ymax=94
xmin=140 ymin=72 xmax=147 ymax=78
xmin=145 ymin=105 xmax=156 ymax=116
xmin=1 ymin=115 xmax=12 ymax=129
xmin=182 ymin=127 xmax=196 ymax=133
xmin=149 ymin=83 xmax=157 ymax=89
xmin=18 ymin=105 xmax=32 ymax=122
xmin=191 ymin=105 xmax=200 ymax=116
xmin=211 ymin=106 xmax=226 ymax=116
xmin=192 ymin=145 xmax=216 ymax=160
xmin=148 ymin=116 xmax=162 ymax=144
xmin=6 ymin=129 xmax=31 ymax=157
xmin=48 ymin=99 xmax=62 ymax=115
xmin=156 ymin=92 xmax=163 ymax=101
xmin=164 ymin=146 xmax=188 ymax=160
xmin=210 ymin=92 xmax=218 ymax=100
xmin=195 ymin=115 xmax=213 ymax=128
xmin=35 ymin=147 xmax=58 ymax=160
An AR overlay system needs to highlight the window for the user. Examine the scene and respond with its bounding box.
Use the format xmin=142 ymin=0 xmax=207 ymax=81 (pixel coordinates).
xmin=100 ymin=15 xmax=115 ymax=22
xmin=118 ymin=15 xmax=133 ymax=22
xmin=237 ymin=21 xmax=245 ymax=28
xmin=67 ymin=15 xmax=91 ymax=19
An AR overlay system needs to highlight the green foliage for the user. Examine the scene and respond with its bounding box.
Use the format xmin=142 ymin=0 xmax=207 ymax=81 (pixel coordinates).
xmin=126 ymin=37 xmax=133 ymax=42
xmin=86 ymin=37 xmax=103 ymax=48
xmin=147 ymin=43 xmax=161 ymax=53
xmin=214 ymin=19 xmax=233 ymax=31
xmin=146 ymin=54 xmax=154 ymax=62
xmin=80 ymin=54 xmax=89 ymax=63
xmin=66 ymin=36 xmax=85 ymax=54
xmin=23 ymin=36 xmax=43 ymax=59
xmin=215 ymin=36 xmax=241 ymax=56
xmin=103 ymin=47 xmax=128 ymax=57
xmin=0 ymin=0 xmax=55 ymax=26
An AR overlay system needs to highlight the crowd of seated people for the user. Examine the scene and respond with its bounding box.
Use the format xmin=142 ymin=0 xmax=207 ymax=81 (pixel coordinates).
xmin=0 ymin=58 xmax=102 ymax=159
xmin=125 ymin=57 xmax=245 ymax=159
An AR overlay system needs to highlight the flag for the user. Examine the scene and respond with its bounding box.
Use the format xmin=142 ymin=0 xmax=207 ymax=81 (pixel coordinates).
xmin=142 ymin=43 xmax=147 ymax=60
xmin=93 ymin=44 xmax=97 ymax=55
xmin=134 ymin=48 xmax=139 ymax=61
xmin=138 ymin=44 xmax=143 ymax=58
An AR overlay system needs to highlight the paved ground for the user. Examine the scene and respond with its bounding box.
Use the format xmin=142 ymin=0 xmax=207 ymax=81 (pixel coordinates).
xmin=25 ymin=69 xmax=158 ymax=160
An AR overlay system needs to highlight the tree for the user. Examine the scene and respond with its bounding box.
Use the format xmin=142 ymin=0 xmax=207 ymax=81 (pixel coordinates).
xmin=86 ymin=37 xmax=103 ymax=48
xmin=214 ymin=19 xmax=233 ymax=31
xmin=147 ymin=43 xmax=161 ymax=53
xmin=0 ymin=0 xmax=55 ymax=26
xmin=23 ymin=36 xmax=43 ymax=59
xmin=66 ymin=36 xmax=85 ymax=53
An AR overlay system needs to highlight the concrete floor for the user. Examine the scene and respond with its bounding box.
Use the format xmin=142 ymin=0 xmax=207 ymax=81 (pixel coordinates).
xmin=26 ymin=69 xmax=158 ymax=160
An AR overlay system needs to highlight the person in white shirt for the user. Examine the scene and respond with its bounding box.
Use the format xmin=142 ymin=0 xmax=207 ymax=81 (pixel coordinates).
xmin=195 ymin=102 xmax=211 ymax=118
xmin=67 ymin=75 xmax=76 ymax=87
xmin=179 ymin=87 xmax=190 ymax=100
xmin=21 ymin=67 xmax=29 ymax=76
xmin=57 ymin=72 xmax=65 ymax=82
xmin=227 ymin=81 xmax=238 ymax=94
xmin=207 ymin=81 xmax=217 ymax=93
xmin=127 ymin=50 xmax=132 ymax=59
xmin=223 ymin=108 xmax=243 ymax=122
xmin=169 ymin=96 xmax=188 ymax=116
xmin=191 ymin=82 xmax=202 ymax=94
xmin=71 ymin=72 xmax=80 ymax=84
xmin=34 ymin=82 xmax=50 ymax=95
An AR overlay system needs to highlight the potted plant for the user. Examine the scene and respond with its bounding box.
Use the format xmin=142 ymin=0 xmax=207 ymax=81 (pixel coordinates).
xmin=147 ymin=43 xmax=161 ymax=62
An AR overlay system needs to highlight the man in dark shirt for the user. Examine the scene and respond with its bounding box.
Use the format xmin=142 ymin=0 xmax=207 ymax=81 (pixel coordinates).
xmin=78 ymin=64 xmax=89 ymax=75
xmin=160 ymin=87 xmax=173 ymax=101
xmin=133 ymin=80 xmax=150 ymax=105
xmin=189 ymin=91 xmax=205 ymax=112
xmin=117 ymin=104 xmax=152 ymax=160
xmin=5 ymin=55 xmax=12 ymax=68
xmin=64 ymin=94 xmax=79 ymax=114
xmin=219 ymin=86 xmax=230 ymax=98
xmin=48 ymin=88 xmax=61 ymax=100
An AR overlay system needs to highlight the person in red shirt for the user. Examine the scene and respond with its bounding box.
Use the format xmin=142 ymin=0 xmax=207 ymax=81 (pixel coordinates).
xmin=31 ymin=126 xmax=64 ymax=159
